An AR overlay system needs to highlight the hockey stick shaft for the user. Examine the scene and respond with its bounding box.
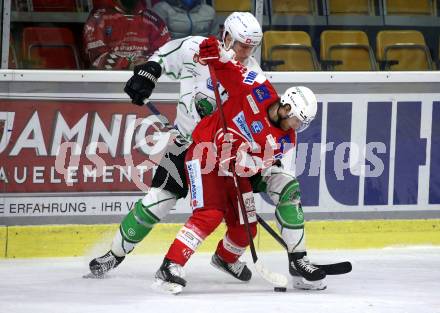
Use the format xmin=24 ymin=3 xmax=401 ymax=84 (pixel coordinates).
xmin=144 ymin=100 xmax=163 ymax=118
xmin=143 ymin=100 xmax=190 ymax=145
xmin=256 ymin=214 xmax=287 ymax=249
xmin=207 ymin=62 xmax=258 ymax=263
xmin=143 ymin=100 xmax=174 ymax=130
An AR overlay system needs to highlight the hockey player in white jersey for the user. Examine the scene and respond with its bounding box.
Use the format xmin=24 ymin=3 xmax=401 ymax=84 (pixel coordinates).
xmin=88 ymin=12 xmax=326 ymax=290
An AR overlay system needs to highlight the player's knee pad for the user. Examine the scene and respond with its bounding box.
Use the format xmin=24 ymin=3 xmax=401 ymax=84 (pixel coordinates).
xmin=264 ymin=168 xmax=298 ymax=204
xmin=141 ymin=188 xmax=177 ymax=220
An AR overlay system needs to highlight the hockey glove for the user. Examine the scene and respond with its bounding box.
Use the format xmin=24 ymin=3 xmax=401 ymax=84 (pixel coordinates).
xmin=124 ymin=61 xmax=162 ymax=106
xmin=169 ymin=128 xmax=190 ymax=146
xmin=198 ymin=36 xmax=220 ymax=64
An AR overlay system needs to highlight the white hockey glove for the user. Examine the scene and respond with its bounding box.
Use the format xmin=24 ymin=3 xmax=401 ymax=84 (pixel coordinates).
xmin=169 ymin=128 xmax=190 ymax=146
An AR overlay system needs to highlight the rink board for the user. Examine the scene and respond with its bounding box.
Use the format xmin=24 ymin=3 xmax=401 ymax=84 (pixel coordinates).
xmin=2 ymin=219 xmax=440 ymax=258
xmin=0 ymin=226 xmax=6 ymax=257
xmin=1 ymin=76 xmax=440 ymax=225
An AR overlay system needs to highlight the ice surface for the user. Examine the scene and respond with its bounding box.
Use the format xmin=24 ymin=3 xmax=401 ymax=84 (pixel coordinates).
xmin=1 ymin=247 xmax=440 ymax=313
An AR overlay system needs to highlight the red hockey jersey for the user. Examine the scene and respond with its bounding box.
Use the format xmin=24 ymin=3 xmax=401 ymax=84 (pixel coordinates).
xmin=83 ymin=6 xmax=170 ymax=69
xmin=192 ymin=59 xmax=296 ymax=174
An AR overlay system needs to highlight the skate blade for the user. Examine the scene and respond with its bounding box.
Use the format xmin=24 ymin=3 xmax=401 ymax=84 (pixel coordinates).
xmin=151 ymin=278 xmax=183 ymax=295
xmin=291 ymin=276 xmax=326 ymax=291
xmin=82 ymin=272 xmax=108 ymax=279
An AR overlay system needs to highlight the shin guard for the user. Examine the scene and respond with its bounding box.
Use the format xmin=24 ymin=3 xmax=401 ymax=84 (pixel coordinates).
xmin=274 ymin=180 xmax=306 ymax=252
xmin=165 ymin=209 xmax=223 ymax=265
xmin=216 ymin=223 xmax=257 ymax=263
xmin=112 ymin=200 xmax=160 ymax=256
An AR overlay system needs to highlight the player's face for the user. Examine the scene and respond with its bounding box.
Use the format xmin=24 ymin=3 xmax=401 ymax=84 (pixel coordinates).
xmin=232 ymin=41 xmax=255 ymax=62
xmin=280 ymin=116 xmax=302 ymax=132
xmin=277 ymin=104 xmax=303 ymax=131
xmin=225 ymin=34 xmax=254 ymax=62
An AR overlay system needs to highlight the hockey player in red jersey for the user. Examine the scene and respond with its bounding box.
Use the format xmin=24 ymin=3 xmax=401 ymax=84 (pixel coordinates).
xmin=153 ymin=37 xmax=324 ymax=294
xmin=83 ymin=0 xmax=171 ymax=70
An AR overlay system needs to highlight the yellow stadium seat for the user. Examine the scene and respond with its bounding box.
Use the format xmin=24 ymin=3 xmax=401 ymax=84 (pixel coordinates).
xmin=271 ymin=0 xmax=317 ymax=15
xmin=213 ymin=0 xmax=252 ymax=14
xmin=376 ymin=30 xmax=434 ymax=70
xmin=385 ymin=0 xmax=436 ymax=16
xmin=320 ymin=30 xmax=377 ymax=71
xmin=262 ymin=31 xmax=320 ymax=71
xmin=327 ymin=0 xmax=374 ymax=15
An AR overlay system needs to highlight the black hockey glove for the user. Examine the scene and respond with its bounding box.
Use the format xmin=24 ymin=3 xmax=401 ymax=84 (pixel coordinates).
xmin=124 ymin=61 xmax=162 ymax=106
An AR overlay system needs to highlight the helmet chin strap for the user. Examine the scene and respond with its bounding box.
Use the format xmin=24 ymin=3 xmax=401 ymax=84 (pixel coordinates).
xmin=222 ymin=32 xmax=233 ymax=51
xmin=226 ymin=40 xmax=234 ymax=51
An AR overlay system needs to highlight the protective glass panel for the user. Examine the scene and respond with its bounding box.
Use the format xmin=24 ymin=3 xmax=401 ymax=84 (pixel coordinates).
xmin=261 ymin=0 xmax=440 ymax=71
xmin=3 ymin=0 xmax=440 ymax=71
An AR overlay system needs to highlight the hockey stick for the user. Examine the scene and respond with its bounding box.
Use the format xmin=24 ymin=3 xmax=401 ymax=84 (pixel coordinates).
xmin=207 ymin=62 xmax=287 ymax=288
xmin=256 ymin=215 xmax=352 ymax=275
xmin=143 ymin=99 xmax=191 ymax=146
xmin=143 ymin=100 xmax=174 ymax=131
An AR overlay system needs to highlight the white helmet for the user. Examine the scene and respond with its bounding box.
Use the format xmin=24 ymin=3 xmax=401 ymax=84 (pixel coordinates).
xmin=280 ymin=86 xmax=317 ymax=132
xmin=222 ymin=12 xmax=263 ymax=51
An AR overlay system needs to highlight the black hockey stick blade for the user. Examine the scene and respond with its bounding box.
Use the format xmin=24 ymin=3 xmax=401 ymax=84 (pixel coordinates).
xmin=314 ymin=261 xmax=352 ymax=275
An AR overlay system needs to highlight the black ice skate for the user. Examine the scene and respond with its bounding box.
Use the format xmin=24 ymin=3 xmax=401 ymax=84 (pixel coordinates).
xmin=152 ymin=258 xmax=187 ymax=295
xmin=210 ymin=253 xmax=252 ymax=282
xmin=288 ymin=252 xmax=327 ymax=290
xmin=88 ymin=250 xmax=125 ymax=278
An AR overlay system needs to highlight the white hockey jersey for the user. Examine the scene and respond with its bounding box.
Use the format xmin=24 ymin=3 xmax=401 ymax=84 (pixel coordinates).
xmin=148 ymin=36 xmax=264 ymax=141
